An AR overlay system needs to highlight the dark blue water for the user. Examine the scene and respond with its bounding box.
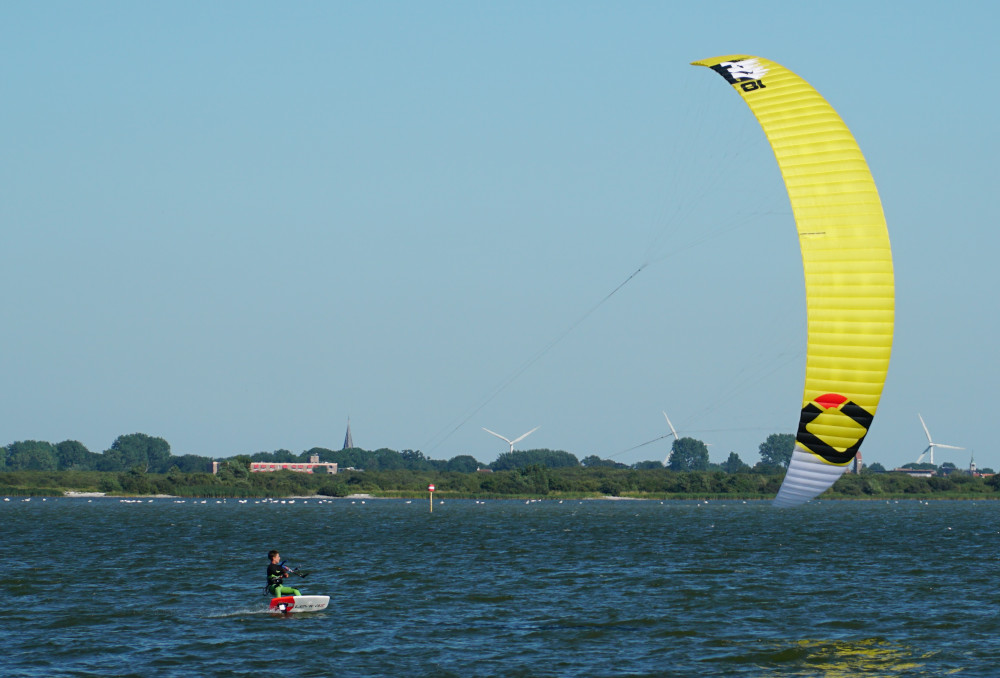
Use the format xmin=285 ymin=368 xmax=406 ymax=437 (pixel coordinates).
xmin=4 ymin=497 xmax=999 ymax=676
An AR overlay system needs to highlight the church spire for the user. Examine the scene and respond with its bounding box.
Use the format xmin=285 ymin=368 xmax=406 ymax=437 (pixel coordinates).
xmin=343 ymin=418 xmax=353 ymax=450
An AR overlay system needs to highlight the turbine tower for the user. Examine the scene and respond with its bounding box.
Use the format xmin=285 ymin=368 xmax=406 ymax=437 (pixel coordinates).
xmin=662 ymin=411 xmax=679 ymax=465
xmin=482 ymin=426 xmax=539 ymax=454
xmin=916 ymin=413 xmax=964 ymax=465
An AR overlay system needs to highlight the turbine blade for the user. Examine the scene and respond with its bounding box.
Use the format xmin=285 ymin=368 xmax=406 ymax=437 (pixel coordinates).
xmin=510 ymin=426 xmax=539 ymax=445
xmin=919 ymin=414 xmax=932 ymax=443
xmin=935 ymin=444 xmax=965 ymax=450
xmin=662 ymin=412 xmax=679 ymax=439
xmin=482 ymin=428 xmax=513 ymax=445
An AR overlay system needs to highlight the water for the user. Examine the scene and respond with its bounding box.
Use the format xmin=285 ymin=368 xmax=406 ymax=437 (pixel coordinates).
xmin=4 ymin=497 xmax=999 ymax=676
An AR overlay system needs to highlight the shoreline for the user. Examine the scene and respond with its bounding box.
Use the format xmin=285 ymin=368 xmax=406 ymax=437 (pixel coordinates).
xmin=58 ymin=491 xmax=379 ymax=500
xmin=35 ymin=492 xmax=999 ymax=502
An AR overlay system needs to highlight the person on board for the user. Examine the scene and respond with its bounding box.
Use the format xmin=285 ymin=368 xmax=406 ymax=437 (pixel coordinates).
xmin=266 ymin=550 xmax=301 ymax=597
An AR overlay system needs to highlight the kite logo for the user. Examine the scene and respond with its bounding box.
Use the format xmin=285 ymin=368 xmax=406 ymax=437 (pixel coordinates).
xmin=796 ymin=393 xmax=874 ymax=464
xmin=710 ymin=58 xmax=769 ymax=88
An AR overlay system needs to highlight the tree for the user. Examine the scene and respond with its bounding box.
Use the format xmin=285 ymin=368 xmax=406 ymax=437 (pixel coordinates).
xmin=369 ymin=448 xmax=405 ymax=471
xmin=633 ymin=460 xmax=664 ymax=470
xmin=491 ymin=449 xmax=579 ymax=471
xmin=98 ymin=475 xmax=122 ymax=493
xmin=55 ymin=440 xmax=94 ymax=470
xmin=119 ymin=467 xmax=153 ymax=494
xmin=866 ymin=462 xmax=887 ymax=473
xmin=231 ymin=454 xmax=253 ymax=470
xmin=597 ymin=475 xmax=627 ymax=496
xmin=96 ymin=448 xmax=126 ymax=472
xmin=758 ymin=433 xmax=795 ymax=468
xmin=721 ymin=451 xmax=750 ymax=474
xmin=172 ymin=454 xmax=211 ymax=473
xmin=751 ymin=460 xmax=786 ymax=475
xmin=216 ymin=459 xmax=249 ymax=480
xmin=834 ymin=474 xmax=872 ymax=496
xmin=318 ymin=479 xmax=349 ymax=497
xmin=667 ymin=437 xmax=710 ymax=472
xmin=400 ymin=449 xmax=434 ymax=471
xmin=108 ymin=433 xmax=172 ymax=472
xmin=581 ymin=455 xmax=628 ymax=468
xmin=5 ymin=441 xmax=58 ymax=470
xmin=445 ymin=455 xmax=481 ymax=473
xmin=270 ymin=449 xmax=297 ymax=463
xmin=167 ymin=465 xmax=184 ymax=483
xmin=304 ymin=447 xmax=336 ymax=461
xmin=520 ymin=464 xmax=551 ymax=495
xmin=928 ymin=476 xmax=955 ymax=491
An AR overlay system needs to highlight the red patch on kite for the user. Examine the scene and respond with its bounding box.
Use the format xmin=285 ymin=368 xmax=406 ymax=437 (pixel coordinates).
xmin=814 ymin=393 xmax=848 ymax=410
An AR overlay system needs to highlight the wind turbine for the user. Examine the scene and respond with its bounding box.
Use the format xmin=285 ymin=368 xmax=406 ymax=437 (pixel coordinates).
xmin=662 ymin=412 xmax=679 ymax=465
xmin=482 ymin=426 xmax=539 ymax=454
xmin=916 ymin=414 xmax=964 ymax=465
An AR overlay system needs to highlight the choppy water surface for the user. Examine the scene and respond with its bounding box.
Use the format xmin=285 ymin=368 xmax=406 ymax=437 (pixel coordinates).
xmin=4 ymin=497 xmax=999 ymax=676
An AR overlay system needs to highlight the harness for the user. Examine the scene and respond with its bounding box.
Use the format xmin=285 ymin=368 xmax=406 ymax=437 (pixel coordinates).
xmin=266 ymin=563 xmax=286 ymax=594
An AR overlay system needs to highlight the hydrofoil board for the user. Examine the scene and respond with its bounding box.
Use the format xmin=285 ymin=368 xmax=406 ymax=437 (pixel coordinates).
xmin=269 ymin=595 xmax=330 ymax=613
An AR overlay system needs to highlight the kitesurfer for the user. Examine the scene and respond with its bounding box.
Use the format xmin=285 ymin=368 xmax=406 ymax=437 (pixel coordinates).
xmin=266 ymin=550 xmax=301 ymax=597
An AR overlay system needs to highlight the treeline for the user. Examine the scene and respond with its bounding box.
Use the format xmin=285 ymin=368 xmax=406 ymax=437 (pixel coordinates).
xmin=0 ymin=435 xmax=995 ymax=500
xmin=0 ymin=435 xmax=210 ymax=473
xmin=184 ymin=463 xmax=1000 ymax=499
xmin=3 ymin=465 xmax=1000 ymax=500
xmin=0 ymin=436 xmax=596 ymax=475
xmin=5 ymin=432 xmax=789 ymax=475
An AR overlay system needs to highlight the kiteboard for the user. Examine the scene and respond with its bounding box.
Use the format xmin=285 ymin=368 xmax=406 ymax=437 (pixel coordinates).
xmin=269 ymin=595 xmax=330 ymax=613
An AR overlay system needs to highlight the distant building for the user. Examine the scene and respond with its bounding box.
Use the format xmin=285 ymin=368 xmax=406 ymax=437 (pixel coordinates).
xmin=894 ymin=467 xmax=933 ymax=478
xmin=249 ymin=455 xmax=338 ymax=475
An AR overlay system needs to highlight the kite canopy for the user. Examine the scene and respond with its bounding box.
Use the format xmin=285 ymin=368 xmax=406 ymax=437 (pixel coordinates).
xmin=692 ymin=56 xmax=894 ymax=507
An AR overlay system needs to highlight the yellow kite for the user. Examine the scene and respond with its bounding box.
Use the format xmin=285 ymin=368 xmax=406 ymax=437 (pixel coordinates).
xmin=692 ymin=56 xmax=894 ymax=507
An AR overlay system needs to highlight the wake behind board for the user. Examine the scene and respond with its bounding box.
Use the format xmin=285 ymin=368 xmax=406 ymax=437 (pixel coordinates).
xmin=269 ymin=595 xmax=330 ymax=613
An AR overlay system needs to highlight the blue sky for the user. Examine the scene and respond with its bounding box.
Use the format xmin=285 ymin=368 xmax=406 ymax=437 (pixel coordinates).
xmin=2 ymin=1 xmax=996 ymax=471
